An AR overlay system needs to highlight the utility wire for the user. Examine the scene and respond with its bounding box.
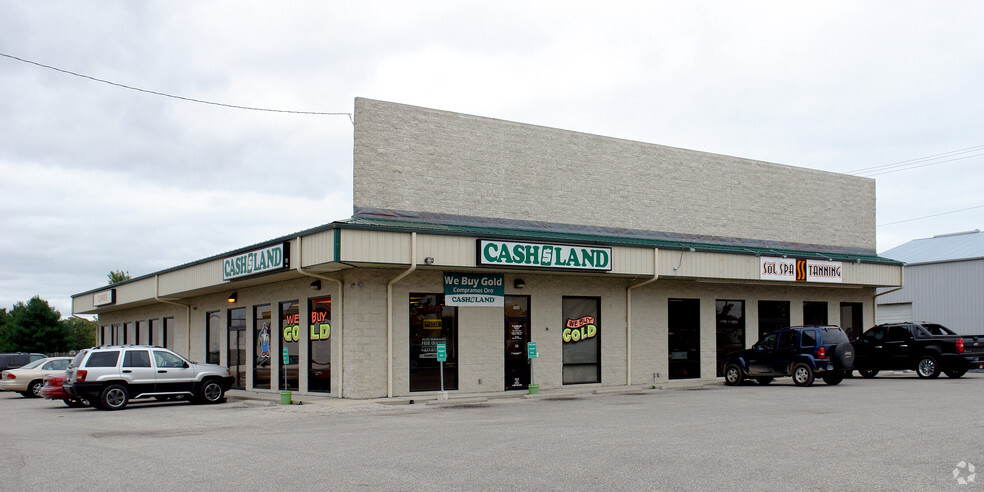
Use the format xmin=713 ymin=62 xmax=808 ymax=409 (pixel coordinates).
xmin=877 ymin=204 xmax=984 ymax=227
xmin=850 ymin=144 xmax=984 ymax=177
xmin=0 ymin=51 xmax=353 ymax=123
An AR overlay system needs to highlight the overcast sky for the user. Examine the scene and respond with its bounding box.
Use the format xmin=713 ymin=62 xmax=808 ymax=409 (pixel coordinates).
xmin=2 ymin=1 xmax=982 ymax=317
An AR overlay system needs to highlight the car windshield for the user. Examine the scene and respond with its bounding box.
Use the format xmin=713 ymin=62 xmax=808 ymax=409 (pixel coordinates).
xmin=69 ymin=351 xmax=87 ymax=368
xmin=821 ymin=328 xmax=849 ymax=344
xmin=17 ymin=359 xmax=46 ymax=370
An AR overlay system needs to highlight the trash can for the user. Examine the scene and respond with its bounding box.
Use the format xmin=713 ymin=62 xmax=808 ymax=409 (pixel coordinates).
xmin=280 ymin=391 xmax=292 ymax=405
xmin=527 ymin=384 xmax=539 ymax=395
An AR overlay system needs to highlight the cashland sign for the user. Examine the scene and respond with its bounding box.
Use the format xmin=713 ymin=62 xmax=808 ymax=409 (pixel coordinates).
xmin=478 ymin=240 xmax=612 ymax=272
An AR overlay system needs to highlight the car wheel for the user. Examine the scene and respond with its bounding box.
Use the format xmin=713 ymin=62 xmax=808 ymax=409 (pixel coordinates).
xmin=821 ymin=371 xmax=845 ymax=385
xmin=792 ymin=363 xmax=815 ymax=387
xmin=198 ymin=379 xmax=226 ymax=404
xmin=723 ymin=364 xmax=744 ymax=386
xmin=99 ymin=384 xmax=129 ymax=411
xmin=755 ymin=377 xmax=773 ymax=385
xmin=944 ymin=367 xmax=968 ymax=378
xmin=858 ymin=368 xmax=879 ymax=378
xmin=26 ymin=380 xmax=43 ymax=398
xmin=916 ymin=355 xmax=941 ymax=378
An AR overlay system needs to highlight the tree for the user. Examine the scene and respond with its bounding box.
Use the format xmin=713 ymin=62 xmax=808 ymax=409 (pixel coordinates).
xmin=5 ymin=296 xmax=69 ymax=353
xmin=62 ymin=317 xmax=97 ymax=351
xmin=108 ymin=270 xmax=131 ymax=284
xmin=0 ymin=308 xmax=11 ymax=352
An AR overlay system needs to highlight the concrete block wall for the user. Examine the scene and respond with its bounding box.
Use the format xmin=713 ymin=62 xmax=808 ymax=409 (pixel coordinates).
xmin=354 ymin=98 xmax=877 ymax=251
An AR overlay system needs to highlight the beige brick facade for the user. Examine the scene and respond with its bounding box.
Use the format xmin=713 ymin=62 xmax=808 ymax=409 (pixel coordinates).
xmin=354 ymin=98 xmax=876 ymax=252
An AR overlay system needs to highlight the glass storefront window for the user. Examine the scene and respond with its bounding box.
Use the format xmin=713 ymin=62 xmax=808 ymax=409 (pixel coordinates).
xmin=758 ymin=301 xmax=789 ymax=338
xmin=804 ymin=301 xmax=828 ymax=325
xmin=206 ymin=311 xmax=221 ymax=364
xmin=409 ymin=293 xmax=457 ymax=392
xmin=228 ymin=308 xmax=247 ymax=390
xmin=562 ymin=296 xmax=601 ymax=385
xmin=148 ymin=319 xmax=159 ymax=346
xmin=668 ymin=298 xmax=700 ymax=379
xmin=716 ymin=300 xmax=745 ymax=377
xmin=163 ymin=317 xmax=174 ymax=349
xmin=840 ymin=302 xmax=863 ymax=340
xmin=111 ymin=324 xmax=122 ymax=345
xmin=307 ymin=297 xmax=330 ymax=393
xmin=124 ymin=322 xmax=134 ymax=345
xmin=280 ymin=300 xmax=300 ymax=392
xmin=253 ymin=304 xmax=272 ymax=390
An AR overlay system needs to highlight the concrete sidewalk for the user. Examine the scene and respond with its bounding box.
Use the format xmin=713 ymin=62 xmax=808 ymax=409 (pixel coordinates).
xmin=225 ymin=377 xmax=723 ymax=407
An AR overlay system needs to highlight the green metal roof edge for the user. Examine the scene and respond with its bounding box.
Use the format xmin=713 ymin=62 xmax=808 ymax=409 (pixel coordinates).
xmin=337 ymin=217 xmax=902 ymax=265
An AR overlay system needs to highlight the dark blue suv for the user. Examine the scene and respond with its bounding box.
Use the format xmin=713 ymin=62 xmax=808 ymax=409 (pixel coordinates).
xmin=722 ymin=326 xmax=855 ymax=387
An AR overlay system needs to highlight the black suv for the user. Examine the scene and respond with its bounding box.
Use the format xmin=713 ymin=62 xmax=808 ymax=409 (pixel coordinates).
xmin=722 ymin=326 xmax=855 ymax=387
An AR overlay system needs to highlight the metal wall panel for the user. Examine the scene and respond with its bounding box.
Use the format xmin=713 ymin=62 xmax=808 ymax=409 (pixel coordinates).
xmin=611 ymin=246 xmax=655 ymax=275
xmin=659 ymin=251 xmax=759 ymax=280
xmin=877 ymin=259 xmax=984 ymax=334
xmin=158 ymin=260 xmax=225 ymax=295
xmin=340 ymin=229 xmax=411 ymax=264
xmin=416 ymin=234 xmax=477 ymax=267
xmin=877 ymin=303 xmax=913 ymax=324
xmin=300 ymin=231 xmax=334 ymax=266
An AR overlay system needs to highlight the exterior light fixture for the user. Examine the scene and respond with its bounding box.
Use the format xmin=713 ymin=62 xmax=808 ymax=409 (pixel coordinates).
xmin=424 ymin=257 xmax=435 ymax=265
xmin=514 ymin=279 xmax=526 ymax=289
xmin=310 ymin=280 xmax=322 ymax=291
xmin=227 ymin=292 xmax=238 ymax=303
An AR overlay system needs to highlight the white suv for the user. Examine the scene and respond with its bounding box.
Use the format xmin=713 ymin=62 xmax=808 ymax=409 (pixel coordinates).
xmin=63 ymin=345 xmax=234 ymax=410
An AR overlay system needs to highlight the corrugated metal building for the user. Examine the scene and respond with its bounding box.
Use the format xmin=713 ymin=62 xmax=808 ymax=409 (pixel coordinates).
xmin=72 ymin=98 xmax=903 ymax=399
xmin=877 ymin=230 xmax=984 ymax=334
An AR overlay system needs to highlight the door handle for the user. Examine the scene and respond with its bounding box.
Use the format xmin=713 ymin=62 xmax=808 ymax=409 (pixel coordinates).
xmin=900 ymin=345 xmax=908 ymax=349
xmin=873 ymin=345 xmax=882 ymax=349
xmin=158 ymin=370 xmax=167 ymax=373
xmin=122 ymin=370 xmax=132 ymax=374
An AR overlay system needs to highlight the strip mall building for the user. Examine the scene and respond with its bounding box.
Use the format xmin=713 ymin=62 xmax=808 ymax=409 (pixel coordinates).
xmin=72 ymin=98 xmax=903 ymax=399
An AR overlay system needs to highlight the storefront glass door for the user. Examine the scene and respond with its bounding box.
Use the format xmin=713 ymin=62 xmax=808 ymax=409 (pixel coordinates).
xmin=409 ymin=293 xmax=458 ymax=392
xmin=715 ymin=300 xmax=745 ymax=377
xmin=504 ymin=296 xmax=530 ymax=390
xmin=668 ymin=298 xmax=700 ymax=379
xmin=227 ymin=307 xmax=247 ymax=390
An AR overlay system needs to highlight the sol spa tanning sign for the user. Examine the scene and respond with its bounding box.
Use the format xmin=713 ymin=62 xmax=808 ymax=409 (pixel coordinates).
xmin=223 ymin=242 xmax=290 ymax=281
xmin=478 ymin=240 xmax=612 ymax=272
xmin=760 ymin=257 xmax=843 ymax=283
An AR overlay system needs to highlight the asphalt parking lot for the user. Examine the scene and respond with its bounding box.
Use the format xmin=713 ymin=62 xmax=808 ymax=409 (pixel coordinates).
xmin=2 ymin=373 xmax=982 ymax=491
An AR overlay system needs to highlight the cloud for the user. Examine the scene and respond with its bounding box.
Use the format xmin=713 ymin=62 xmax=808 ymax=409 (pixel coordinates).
xmin=1 ymin=0 xmax=983 ymax=316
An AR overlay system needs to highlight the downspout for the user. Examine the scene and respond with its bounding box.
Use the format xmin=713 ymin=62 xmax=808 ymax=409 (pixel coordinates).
xmin=626 ymin=248 xmax=660 ymax=385
xmin=154 ymin=274 xmax=192 ymax=358
xmin=387 ymin=232 xmax=417 ymax=398
xmin=295 ymin=236 xmax=346 ymax=398
xmin=872 ymin=266 xmax=905 ymax=325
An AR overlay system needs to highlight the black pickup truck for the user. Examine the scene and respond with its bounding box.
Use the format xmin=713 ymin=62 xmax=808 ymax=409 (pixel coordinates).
xmin=852 ymin=322 xmax=984 ymax=378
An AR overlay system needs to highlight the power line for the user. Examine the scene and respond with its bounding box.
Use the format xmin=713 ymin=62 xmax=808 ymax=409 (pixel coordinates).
xmin=0 ymin=51 xmax=353 ymax=123
xmin=877 ymin=204 xmax=984 ymax=227
xmin=850 ymin=145 xmax=984 ymax=177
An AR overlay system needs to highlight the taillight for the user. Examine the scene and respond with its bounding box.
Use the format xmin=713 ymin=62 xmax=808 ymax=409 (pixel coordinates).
xmin=817 ymin=346 xmax=827 ymax=359
xmin=5 ymin=374 xmax=14 ymax=380
xmin=76 ymin=370 xmax=87 ymax=382
xmin=956 ymin=338 xmax=964 ymax=354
